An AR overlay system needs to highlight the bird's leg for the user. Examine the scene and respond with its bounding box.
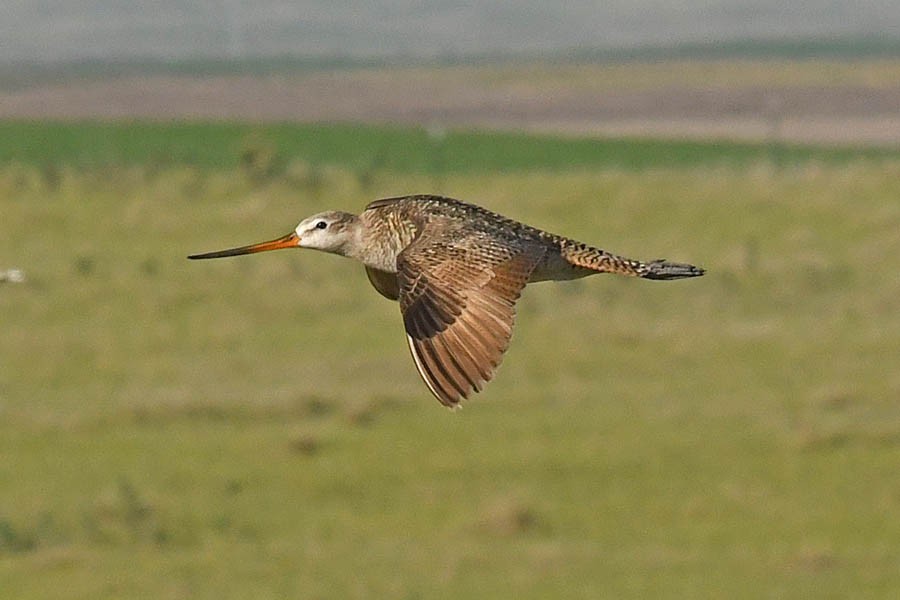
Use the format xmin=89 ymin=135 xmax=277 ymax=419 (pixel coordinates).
xmin=637 ymin=259 xmax=706 ymax=280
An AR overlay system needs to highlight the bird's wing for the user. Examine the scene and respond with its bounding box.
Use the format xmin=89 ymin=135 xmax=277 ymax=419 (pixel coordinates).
xmin=397 ymin=226 xmax=544 ymax=407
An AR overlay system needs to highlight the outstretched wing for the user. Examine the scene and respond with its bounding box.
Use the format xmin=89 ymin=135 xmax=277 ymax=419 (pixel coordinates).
xmin=397 ymin=226 xmax=543 ymax=407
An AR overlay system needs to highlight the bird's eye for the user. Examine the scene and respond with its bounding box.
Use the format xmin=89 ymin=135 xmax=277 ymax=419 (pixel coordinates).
xmin=315 ymin=221 xmax=327 ymax=229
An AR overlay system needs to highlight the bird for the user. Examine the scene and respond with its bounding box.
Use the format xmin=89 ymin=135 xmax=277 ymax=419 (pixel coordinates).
xmin=189 ymin=194 xmax=704 ymax=407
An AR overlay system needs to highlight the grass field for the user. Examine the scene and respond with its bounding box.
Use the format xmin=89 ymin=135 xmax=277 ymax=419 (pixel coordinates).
xmin=2 ymin=122 xmax=900 ymax=598
xmin=2 ymin=121 xmax=899 ymax=173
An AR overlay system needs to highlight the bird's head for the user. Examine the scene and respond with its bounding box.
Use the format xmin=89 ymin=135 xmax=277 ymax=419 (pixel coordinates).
xmin=188 ymin=211 xmax=359 ymax=260
xmin=293 ymin=211 xmax=358 ymax=253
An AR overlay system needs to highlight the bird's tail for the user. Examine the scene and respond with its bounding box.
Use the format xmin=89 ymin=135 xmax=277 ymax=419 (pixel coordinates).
xmin=561 ymin=241 xmax=705 ymax=280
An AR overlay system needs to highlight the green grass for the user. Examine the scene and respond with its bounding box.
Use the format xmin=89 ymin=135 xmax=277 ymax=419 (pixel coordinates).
xmin=2 ymin=121 xmax=898 ymax=175
xmin=2 ymin=125 xmax=900 ymax=597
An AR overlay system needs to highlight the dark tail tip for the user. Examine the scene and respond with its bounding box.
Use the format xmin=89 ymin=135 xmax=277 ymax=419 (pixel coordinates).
xmin=641 ymin=259 xmax=706 ymax=280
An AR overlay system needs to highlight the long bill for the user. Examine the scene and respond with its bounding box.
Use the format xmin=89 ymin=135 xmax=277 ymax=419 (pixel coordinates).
xmin=188 ymin=232 xmax=300 ymax=260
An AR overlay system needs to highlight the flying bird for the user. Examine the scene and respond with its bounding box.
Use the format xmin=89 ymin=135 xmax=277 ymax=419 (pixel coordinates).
xmin=189 ymin=195 xmax=704 ymax=407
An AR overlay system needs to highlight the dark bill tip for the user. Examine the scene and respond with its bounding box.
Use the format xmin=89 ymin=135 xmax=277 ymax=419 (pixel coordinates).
xmin=187 ymin=231 xmax=300 ymax=260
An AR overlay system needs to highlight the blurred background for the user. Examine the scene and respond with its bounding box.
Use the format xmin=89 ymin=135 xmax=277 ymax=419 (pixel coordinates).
xmin=2 ymin=2 xmax=899 ymax=598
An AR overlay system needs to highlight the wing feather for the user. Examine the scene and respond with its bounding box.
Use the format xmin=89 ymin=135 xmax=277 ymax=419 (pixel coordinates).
xmin=397 ymin=229 xmax=543 ymax=407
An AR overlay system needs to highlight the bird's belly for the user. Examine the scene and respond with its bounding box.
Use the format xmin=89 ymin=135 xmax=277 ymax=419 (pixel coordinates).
xmin=529 ymin=253 xmax=593 ymax=282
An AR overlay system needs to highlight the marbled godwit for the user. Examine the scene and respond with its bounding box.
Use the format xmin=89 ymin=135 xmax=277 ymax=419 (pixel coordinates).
xmin=189 ymin=195 xmax=704 ymax=407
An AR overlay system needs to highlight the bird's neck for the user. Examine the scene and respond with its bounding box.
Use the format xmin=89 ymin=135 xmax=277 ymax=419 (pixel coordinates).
xmin=345 ymin=210 xmax=418 ymax=273
xmin=337 ymin=220 xmax=370 ymax=261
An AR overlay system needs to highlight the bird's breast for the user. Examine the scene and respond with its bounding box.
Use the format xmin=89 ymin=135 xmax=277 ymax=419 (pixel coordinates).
xmin=356 ymin=211 xmax=420 ymax=272
xmin=356 ymin=228 xmax=415 ymax=273
xmin=361 ymin=246 xmax=403 ymax=273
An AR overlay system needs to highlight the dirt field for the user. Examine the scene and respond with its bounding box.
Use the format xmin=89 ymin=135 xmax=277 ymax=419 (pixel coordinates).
xmin=2 ymin=60 xmax=899 ymax=145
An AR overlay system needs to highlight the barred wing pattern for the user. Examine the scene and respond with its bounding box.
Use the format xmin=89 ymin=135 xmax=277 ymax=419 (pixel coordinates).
xmin=397 ymin=227 xmax=544 ymax=407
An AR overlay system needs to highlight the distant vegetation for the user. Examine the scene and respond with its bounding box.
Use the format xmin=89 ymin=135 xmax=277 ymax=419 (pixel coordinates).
xmin=1 ymin=122 xmax=898 ymax=175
